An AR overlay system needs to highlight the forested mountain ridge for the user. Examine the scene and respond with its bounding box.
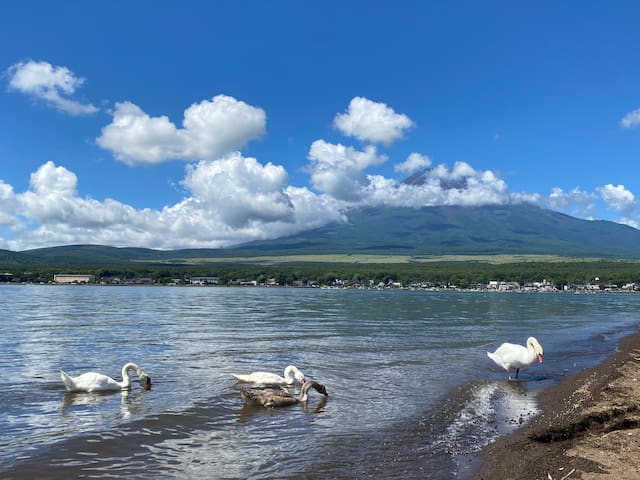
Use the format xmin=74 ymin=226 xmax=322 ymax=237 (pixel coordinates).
xmin=1 ymin=203 xmax=640 ymax=266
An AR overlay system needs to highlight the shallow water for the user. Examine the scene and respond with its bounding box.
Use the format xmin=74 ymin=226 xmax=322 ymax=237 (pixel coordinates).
xmin=0 ymin=285 xmax=638 ymax=479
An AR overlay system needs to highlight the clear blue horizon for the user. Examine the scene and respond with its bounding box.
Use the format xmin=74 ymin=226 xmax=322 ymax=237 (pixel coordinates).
xmin=1 ymin=1 xmax=640 ymax=250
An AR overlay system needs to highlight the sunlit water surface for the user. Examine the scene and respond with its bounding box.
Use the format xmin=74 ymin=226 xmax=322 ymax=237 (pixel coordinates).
xmin=1 ymin=285 xmax=638 ymax=479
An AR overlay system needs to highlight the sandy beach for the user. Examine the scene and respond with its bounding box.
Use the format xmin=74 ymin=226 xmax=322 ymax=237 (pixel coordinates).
xmin=475 ymin=329 xmax=640 ymax=480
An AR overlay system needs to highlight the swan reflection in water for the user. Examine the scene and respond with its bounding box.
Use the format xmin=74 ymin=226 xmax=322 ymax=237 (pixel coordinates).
xmin=60 ymin=387 xmax=152 ymax=418
xmin=236 ymin=394 xmax=329 ymax=421
xmin=442 ymin=379 xmax=543 ymax=459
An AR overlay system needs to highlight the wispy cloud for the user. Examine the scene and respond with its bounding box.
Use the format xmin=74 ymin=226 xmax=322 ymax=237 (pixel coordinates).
xmin=620 ymin=107 xmax=640 ymax=129
xmin=545 ymin=187 xmax=596 ymax=219
xmin=7 ymin=60 xmax=98 ymax=115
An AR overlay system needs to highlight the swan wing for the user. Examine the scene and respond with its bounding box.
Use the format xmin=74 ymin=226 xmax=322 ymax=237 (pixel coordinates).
xmin=489 ymin=342 xmax=532 ymax=369
xmin=61 ymin=371 xmax=122 ymax=392
xmin=263 ymin=396 xmax=298 ymax=408
xmin=232 ymin=371 xmax=286 ymax=385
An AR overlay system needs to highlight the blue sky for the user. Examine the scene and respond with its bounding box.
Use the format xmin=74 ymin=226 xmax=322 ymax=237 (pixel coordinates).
xmin=2 ymin=1 xmax=640 ymax=251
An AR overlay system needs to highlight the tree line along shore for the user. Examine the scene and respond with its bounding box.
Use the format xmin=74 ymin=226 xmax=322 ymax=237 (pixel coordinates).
xmin=1 ymin=259 xmax=640 ymax=292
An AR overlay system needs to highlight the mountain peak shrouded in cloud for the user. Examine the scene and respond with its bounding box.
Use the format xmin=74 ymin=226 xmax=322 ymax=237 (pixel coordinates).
xmin=6 ymin=60 xmax=98 ymax=116
xmin=395 ymin=153 xmax=432 ymax=175
xmin=307 ymin=140 xmax=388 ymax=201
xmin=2 ymin=5 xmax=640 ymax=252
xmin=2 ymin=52 xmax=640 ymax=250
xmin=96 ymin=95 xmax=266 ymax=165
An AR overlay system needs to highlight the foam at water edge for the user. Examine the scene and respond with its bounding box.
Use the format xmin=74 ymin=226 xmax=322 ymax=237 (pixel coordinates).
xmin=435 ymin=382 xmax=540 ymax=457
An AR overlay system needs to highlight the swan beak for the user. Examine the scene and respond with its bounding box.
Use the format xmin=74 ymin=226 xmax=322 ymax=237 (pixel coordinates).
xmin=538 ymin=354 xmax=543 ymax=364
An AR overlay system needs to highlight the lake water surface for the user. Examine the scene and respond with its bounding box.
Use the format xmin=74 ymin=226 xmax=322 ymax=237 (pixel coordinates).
xmin=1 ymin=285 xmax=638 ymax=479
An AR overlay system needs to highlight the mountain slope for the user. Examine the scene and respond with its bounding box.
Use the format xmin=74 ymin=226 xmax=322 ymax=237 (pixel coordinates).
xmin=5 ymin=203 xmax=640 ymax=265
xmin=229 ymin=204 xmax=640 ymax=258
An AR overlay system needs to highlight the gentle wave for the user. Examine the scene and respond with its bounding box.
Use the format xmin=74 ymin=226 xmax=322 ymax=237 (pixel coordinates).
xmin=0 ymin=285 xmax=638 ymax=479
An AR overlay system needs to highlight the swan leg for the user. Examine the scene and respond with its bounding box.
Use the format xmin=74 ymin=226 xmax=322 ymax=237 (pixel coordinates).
xmin=515 ymin=368 xmax=520 ymax=379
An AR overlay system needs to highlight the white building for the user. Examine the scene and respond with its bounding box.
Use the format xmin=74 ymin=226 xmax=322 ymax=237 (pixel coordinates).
xmin=54 ymin=274 xmax=95 ymax=284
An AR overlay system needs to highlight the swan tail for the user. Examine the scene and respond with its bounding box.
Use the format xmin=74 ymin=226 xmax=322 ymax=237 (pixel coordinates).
xmin=232 ymin=374 xmax=250 ymax=383
xmin=60 ymin=370 xmax=74 ymax=391
xmin=487 ymin=351 xmax=508 ymax=371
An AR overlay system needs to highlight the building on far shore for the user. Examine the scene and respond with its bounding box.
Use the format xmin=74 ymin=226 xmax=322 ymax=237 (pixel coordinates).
xmin=53 ymin=274 xmax=95 ymax=284
xmin=190 ymin=276 xmax=219 ymax=285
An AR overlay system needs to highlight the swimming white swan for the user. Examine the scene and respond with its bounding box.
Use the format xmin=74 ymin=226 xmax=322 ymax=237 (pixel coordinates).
xmin=240 ymin=380 xmax=328 ymax=408
xmin=60 ymin=362 xmax=151 ymax=392
xmin=231 ymin=365 xmax=305 ymax=386
xmin=487 ymin=337 xmax=543 ymax=380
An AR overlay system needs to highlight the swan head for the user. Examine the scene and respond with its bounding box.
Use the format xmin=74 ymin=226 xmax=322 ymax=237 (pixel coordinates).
xmin=527 ymin=337 xmax=544 ymax=363
xmin=132 ymin=365 xmax=152 ymax=389
xmin=302 ymin=380 xmax=329 ymax=397
xmin=139 ymin=372 xmax=152 ymax=389
xmin=312 ymin=382 xmax=329 ymax=397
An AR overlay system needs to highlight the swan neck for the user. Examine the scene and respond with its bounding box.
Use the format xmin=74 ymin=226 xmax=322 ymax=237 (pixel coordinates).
xmin=120 ymin=363 xmax=139 ymax=387
xmin=298 ymin=381 xmax=313 ymax=401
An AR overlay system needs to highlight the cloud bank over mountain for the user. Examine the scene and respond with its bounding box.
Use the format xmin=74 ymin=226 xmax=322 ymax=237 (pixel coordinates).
xmin=1 ymin=61 xmax=638 ymax=251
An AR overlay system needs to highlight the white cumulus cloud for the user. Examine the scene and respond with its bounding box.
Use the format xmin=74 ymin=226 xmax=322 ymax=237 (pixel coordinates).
xmin=7 ymin=60 xmax=98 ymax=115
xmin=307 ymin=140 xmax=387 ymax=201
xmin=96 ymin=95 xmax=266 ymax=165
xmin=395 ymin=153 xmax=432 ymax=174
xmin=182 ymin=153 xmax=294 ymax=228
xmin=333 ymin=97 xmax=413 ymax=145
xmin=363 ymin=162 xmax=511 ymax=208
xmin=597 ymin=184 xmax=636 ymax=215
xmin=3 ymin=90 xmax=640 ymax=251
xmin=0 ymin=159 xmax=345 ymax=251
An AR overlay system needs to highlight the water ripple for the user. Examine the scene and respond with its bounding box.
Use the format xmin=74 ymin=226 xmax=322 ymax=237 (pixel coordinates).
xmin=1 ymin=285 xmax=638 ymax=478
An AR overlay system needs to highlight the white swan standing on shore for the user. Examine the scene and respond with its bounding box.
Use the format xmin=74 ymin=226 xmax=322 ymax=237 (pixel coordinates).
xmin=487 ymin=337 xmax=544 ymax=380
xmin=61 ymin=362 xmax=151 ymax=392
xmin=231 ymin=365 xmax=305 ymax=386
xmin=240 ymin=380 xmax=328 ymax=408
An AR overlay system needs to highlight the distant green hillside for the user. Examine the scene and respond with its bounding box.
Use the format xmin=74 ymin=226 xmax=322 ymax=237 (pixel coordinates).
xmin=3 ymin=204 xmax=640 ymax=266
xmin=229 ymin=204 xmax=640 ymax=259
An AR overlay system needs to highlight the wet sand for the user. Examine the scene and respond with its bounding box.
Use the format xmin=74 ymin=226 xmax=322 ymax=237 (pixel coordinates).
xmin=475 ymin=329 xmax=640 ymax=480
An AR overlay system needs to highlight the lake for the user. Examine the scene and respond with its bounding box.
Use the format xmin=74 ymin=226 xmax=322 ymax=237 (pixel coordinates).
xmin=1 ymin=285 xmax=638 ymax=479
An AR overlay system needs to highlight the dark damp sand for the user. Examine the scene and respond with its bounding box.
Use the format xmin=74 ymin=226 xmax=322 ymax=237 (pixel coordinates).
xmin=474 ymin=329 xmax=640 ymax=480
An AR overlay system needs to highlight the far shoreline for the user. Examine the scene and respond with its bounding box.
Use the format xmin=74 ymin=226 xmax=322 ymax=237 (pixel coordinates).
xmin=2 ymin=281 xmax=640 ymax=295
